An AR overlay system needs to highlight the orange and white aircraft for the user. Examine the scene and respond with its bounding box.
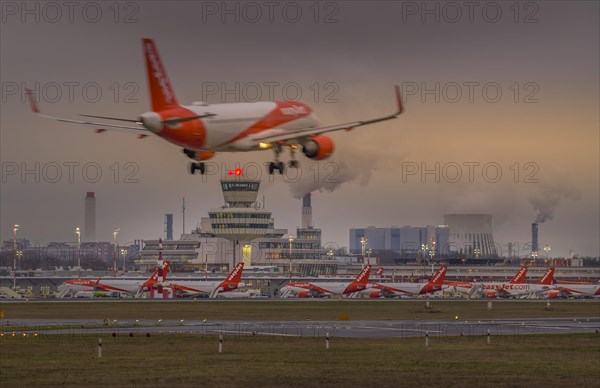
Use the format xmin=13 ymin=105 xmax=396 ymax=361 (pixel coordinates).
xmin=448 ymin=266 xmax=528 ymax=298
xmin=541 ymin=270 xmax=600 ymax=299
xmin=27 ymin=38 xmax=404 ymax=175
xmin=164 ymin=262 xmax=245 ymax=298
xmin=281 ymin=265 xmax=371 ymax=298
xmin=58 ymin=260 xmax=170 ymax=297
xmin=368 ymin=266 xmax=448 ymax=298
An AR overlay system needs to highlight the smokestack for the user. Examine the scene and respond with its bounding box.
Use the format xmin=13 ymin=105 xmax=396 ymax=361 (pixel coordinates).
xmin=165 ymin=214 xmax=173 ymax=240
xmin=84 ymin=192 xmax=96 ymax=242
xmin=301 ymin=193 xmax=312 ymax=228
xmin=531 ymin=223 xmax=539 ymax=253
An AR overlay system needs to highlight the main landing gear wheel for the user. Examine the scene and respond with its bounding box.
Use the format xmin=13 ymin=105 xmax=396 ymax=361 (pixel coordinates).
xmin=189 ymin=162 xmax=205 ymax=175
xmin=268 ymin=161 xmax=285 ymax=175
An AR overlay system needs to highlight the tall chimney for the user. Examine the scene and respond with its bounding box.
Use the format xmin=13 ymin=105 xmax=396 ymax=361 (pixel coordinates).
xmin=531 ymin=223 xmax=539 ymax=253
xmin=165 ymin=214 xmax=173 ymax=240
xmin=301 ymin=193 xmax=312 ymax=228
xmin=84 ymin=192 xmax=96 ymax=242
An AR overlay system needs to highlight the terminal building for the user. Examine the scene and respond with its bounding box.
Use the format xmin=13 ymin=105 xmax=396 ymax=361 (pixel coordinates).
xmin=137 ymin=176 xmax=332 ymax=274
xmin=349 ymin=225 xmax=450 ymax=257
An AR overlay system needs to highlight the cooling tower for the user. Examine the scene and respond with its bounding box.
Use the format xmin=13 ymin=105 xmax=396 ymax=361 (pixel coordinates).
xmin=444 ymin=214 xmax=497 ymax=258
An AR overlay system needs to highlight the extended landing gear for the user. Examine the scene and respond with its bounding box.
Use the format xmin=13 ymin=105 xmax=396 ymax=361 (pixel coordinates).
xmin=189 ymin=162 xmax=205 ymax=175
xmin=268 ymin=144 xmax=285 ymax=175
xmin=268 ymin=161 xmax=285 ymax=175
xmin=288 ymin=145 xmax=299 ymax=168
xmin=267 ymin=145 xmax=300 ymax=174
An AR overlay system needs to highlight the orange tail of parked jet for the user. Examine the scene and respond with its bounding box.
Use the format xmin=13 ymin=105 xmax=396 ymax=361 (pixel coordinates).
xmin=343 ymin=265 xmax=372 ymax=294
xmin=536 ymin=267 xmax=555 ymax=285
xmin=510 ymin=266 xmax=528 ymax=284
xmin=217 ymin=262 xmax=245 ymax=291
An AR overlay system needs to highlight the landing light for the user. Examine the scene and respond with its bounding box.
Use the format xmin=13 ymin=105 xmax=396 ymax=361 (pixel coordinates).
xmin=227 ymin=168 xmax=243 ymax=176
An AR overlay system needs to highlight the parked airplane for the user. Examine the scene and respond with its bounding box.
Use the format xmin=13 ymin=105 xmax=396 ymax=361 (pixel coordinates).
xmin=27 ymin=38 xmax=404 ymax=175
xmin=58 ymin=261 xmax=170 ymax=297
xmin=164 ymin=262 xmax=245 ymax=298
xmin=544 ymin=272 xmax=600 ymax=299
xmin=448 ymin=266 xmax=528 ymax=298
xmin=368 ymin=266 xmax=448 ymax=298
xmin=281 ymin=265 xmax=372 ymax=298
xmin=496 ymin=267 xmax=557 ymax=298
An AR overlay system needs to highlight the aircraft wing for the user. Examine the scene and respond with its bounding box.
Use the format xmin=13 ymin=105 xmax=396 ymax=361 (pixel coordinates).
xmin=26 ymin=89 xmax=150 ymax=134
xmin=250 ymin=85 xmax=404 ymax=144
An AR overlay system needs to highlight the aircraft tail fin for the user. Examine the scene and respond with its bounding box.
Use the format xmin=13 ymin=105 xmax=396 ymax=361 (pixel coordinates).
xmin=536 ymin=267 xmax=555 ymax=285
xmin=218 ymin=262 xmax=245 ymax=290
xmin=343 ymin=265 xmax=372 ymax=294
xmin=376 ymin=268 xmax=384 ymax=276
xmin=142 ymin=38 xmax=179 ymax=111
xmin=429 ymin=266 xmax=448 ymax=285
xmin=510 ymin=266 xmax=528 ymax=284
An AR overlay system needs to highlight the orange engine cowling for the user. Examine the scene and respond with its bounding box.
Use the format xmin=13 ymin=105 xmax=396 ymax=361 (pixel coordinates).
xmin=369 ymin=291 xmax=381 ymax=298
xmin=485 ymin=292 xmax=497 ymax=299
xmin=302 ymin=135 xmax=334 ymax=160
xmin=546 ymin=291 xmax=559 ymax=299
xmin=297 ymin=291 xmax=310 ymax=298
xmin=194 ymin=151 xmax=215 ymax=161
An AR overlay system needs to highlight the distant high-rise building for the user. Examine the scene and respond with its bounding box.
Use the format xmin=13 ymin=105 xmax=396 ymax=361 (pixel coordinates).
xmin=84 ymin=192 xmax=96 ymax=242
xmin=531 ymin=223 xmax=539 ymax=254
xmin=165 ymin=213 xmax=173 ymax=240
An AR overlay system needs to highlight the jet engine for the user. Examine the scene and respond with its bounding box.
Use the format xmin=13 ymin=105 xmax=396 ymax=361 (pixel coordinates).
xmin=302 ymin=135 xmax=334 ymax=160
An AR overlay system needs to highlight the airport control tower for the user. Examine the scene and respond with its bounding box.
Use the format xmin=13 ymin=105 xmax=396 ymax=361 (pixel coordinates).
xmin=203 ymin=174 xmax=276 ymax=263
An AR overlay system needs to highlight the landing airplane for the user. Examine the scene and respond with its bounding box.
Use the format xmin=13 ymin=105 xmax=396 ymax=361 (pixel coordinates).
xmin=368 ymin=266 xmax=448 ymax=298
xmin=27 ymin=38 xmax=404 ymax=175
xmin=58 ymin=261 xmax=170 ymax=297
xmin=282 ymin=265 xmax=371 ymax=298
xmin=165 ymin=262 xmax=245 ymax=298
xmin=448 ymin=266 xmax=528 ymax=298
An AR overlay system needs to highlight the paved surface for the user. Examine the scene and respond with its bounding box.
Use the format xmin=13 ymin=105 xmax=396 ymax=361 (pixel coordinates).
xmin=3 ymin=317 xmax=599 ymax=339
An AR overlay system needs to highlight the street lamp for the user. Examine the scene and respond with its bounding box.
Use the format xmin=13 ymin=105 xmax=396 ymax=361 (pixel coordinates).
xmin=474 ymin=248 xmax=481 ymax=259
xmin=543 ymin=245 xmax=551 ymax=262
xmin=113 ymin=228 xmax=120 ymax=276
xmin=75 ymin=227 xmax=81 ymax=278
xmin=121 ymin=248 xmax=127 ymax=272
xmin=13 ymin=224 xmax=19 ymax=289
xmin=531 ymin=250 xmax=538 ymax=263
xmin=288 ymin=235 xmax=294 ymax=281
xmin=360 ymin=237 xmax=367 ymax=268
xmin=367 ymin=248 xmax=372 ymax=265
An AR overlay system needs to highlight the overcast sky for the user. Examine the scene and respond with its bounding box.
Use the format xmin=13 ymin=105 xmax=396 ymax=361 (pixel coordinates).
xmin=1 ymin=1 xmax=598 ymax=257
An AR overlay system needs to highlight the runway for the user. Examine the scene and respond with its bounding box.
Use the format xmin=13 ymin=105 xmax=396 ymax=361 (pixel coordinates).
xmin=4 ymin=317 xmax=599 ymax=339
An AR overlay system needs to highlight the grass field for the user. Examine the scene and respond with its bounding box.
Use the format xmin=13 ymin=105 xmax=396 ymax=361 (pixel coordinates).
xmin=1 ymin=300 xmax=599 ymax=321
xmin=1 ymin=333 xmax=599 ymax=387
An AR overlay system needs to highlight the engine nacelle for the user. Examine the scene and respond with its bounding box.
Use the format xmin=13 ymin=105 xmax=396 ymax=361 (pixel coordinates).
xmin=183 ymin=149 xmax=215 ymax=161
xmin=546 ymin=291 xmax=559 ymax=299
xmin=302 ymin=135 xmax=334 ymax=160
xmin=485 ymin=292 xmax=497 ymax=299
xmin=369 ymin=291 xmax=381 ymax=298
xmin=297 ymin=291 xmax=310 ymax=298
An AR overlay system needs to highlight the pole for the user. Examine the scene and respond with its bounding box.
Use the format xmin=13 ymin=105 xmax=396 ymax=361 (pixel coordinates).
xmin=486 ymin=329 xmax=491 ymax=345
xmin=76 ymin=227 xmax=81 ymax=278
xmin=425 ymin=331 xmax=429 ymax=347
xmin=218 ymin=334 xmax=223 ymax=353
xmin=98 ymin=337 xmax=103 ymax=357
xmin=12 ymin=225 xmax=18 ymax=289
xmin=326 ymin=332 xmax=330 ymax=350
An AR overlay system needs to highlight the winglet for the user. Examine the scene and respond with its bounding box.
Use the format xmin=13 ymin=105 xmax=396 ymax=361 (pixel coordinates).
xmin=394 ymin=85 xmax=404 ymax=115
xmin=26 ymin=88 xmax=40 ymax=113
